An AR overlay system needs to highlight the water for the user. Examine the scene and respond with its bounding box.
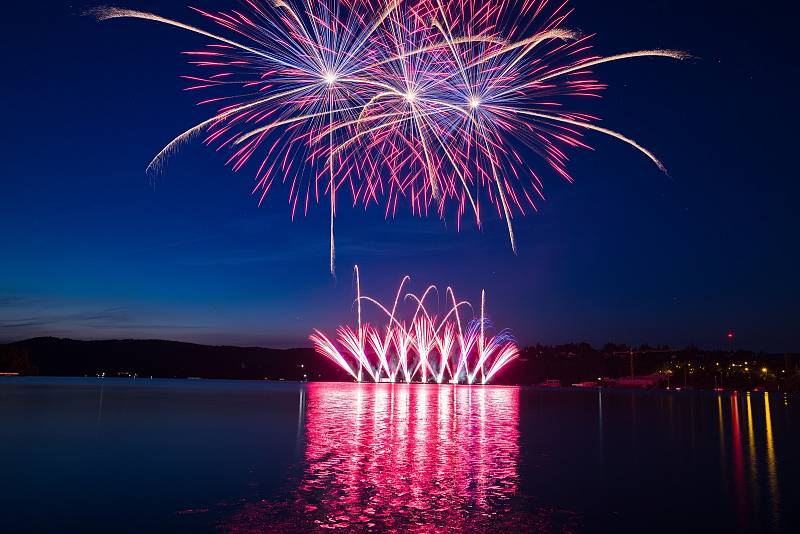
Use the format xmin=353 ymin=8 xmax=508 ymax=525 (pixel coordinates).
xmin=1 ymin=378 xmax=797 ymax=532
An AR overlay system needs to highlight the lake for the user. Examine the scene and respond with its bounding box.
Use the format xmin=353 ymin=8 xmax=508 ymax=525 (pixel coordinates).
xmin=1 ymin=378 xmax=797 ymax=532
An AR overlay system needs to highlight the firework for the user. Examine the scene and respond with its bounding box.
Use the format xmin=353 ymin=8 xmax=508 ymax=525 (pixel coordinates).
xmin=92 ymin=1 xmax=686 ymax=273
xmin=309 ymin=266 xmax=519 ymax=384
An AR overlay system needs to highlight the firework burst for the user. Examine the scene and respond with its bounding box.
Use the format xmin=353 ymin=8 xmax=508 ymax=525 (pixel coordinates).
xmin=309 ymin=266 xmax=519 ymax=384
xmin=92 ymin=0 xmax=686 ymax=273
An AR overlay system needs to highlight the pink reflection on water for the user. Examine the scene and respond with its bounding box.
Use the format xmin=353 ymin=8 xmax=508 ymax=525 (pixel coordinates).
xmin=730 ymin=394 xmax=747 ymax=528
xmin=300 ymin=383 xmax=520 ymax=530
xmin=222 ymin=382 xmax=572 ymax=532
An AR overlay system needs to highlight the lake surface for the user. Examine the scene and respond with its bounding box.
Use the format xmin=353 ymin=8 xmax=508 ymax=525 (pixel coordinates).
xmin=1 ymin=378 xmax=797 ymax=532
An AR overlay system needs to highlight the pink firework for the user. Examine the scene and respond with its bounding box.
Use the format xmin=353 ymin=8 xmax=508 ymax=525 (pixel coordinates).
xmin=93 ymin=1 xmax=686 ymax=273
xmin=309 ymin=266 xmax=519 ymax=384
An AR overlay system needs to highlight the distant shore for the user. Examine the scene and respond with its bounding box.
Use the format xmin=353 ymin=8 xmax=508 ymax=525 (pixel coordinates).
xmin=2 ymin=337 xmax=798 ymax=391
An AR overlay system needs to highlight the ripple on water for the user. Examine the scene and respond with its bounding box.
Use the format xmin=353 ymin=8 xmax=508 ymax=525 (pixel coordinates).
xmin=220 ymin=383 xmax=580 ymax=533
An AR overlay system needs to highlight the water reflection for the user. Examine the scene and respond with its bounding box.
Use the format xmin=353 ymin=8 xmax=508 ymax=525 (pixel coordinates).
xmin=226 ymin=383 xmax=577 ymax=532
xmin=306 ymin=383 xmax=520 ymax=530
xmin=746 ymin=393 xmax=759 ymax=504
xmin=764 ymin=393 xmax=779 ymax=526
xmin=716 ymin=396 xmax=724 ymax=440
xmin=717 ymin=392 xmax=783 ymax=531
xmin=214 ymin=386 xmax=792 ymax=532
xmin=729 ymin=393 xmax=747 ymax=526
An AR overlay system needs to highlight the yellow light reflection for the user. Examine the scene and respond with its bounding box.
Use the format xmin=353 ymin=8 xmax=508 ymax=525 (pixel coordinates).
xmin=764 ymin=393 xmax=779 ymax=524
xmin=746 ymin=394 xmax=758 ymax=497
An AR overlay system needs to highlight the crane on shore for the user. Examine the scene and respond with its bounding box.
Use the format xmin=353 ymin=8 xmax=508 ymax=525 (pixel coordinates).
xmin=613 ymin=348 xmax=674 ymax=379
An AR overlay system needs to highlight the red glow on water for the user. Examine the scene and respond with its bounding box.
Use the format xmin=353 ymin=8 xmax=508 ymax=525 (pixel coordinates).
xmin=224 ymin=383 xmax=577 ymax=533
xmin=730 ymin=395 xmax=747 ymax=526
xmin=226 ymin=383 xmax=527 ymax=530
xmin=299 ymin=383 xmax=521 ymax=529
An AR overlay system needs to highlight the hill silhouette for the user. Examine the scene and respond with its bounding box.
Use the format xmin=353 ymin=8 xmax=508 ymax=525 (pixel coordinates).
xmin=1 ymin=337 xmax=797 ymax=390
xmin=0 ymin=337 xmax=347 ymax=381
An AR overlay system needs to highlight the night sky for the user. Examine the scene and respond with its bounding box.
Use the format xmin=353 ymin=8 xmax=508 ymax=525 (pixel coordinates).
xmin=1 ymin=0 xmax=797 ymax=351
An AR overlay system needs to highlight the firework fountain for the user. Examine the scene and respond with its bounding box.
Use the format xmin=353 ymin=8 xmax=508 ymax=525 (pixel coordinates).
xmin=309 ymin=266 xmax=518 ymax=384
xmin=92 ymin=1 xmax=686 ymax=275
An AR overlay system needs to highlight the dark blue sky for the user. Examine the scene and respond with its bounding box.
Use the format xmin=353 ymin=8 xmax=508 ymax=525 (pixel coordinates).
xmin=1 ymin=0 xmax=797 ymax=351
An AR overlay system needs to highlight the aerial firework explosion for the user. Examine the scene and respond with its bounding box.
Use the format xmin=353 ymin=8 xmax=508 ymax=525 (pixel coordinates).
xmin=92 ymin=1 xmax=686 ymax=274
xmin=309 ymin=266 xmax=519 ymax=384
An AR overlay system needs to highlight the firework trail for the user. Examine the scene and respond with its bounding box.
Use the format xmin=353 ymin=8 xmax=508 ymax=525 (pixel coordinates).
xmin=309 ymin=265 xmax=519 ymax=384
xmin=91 ymin=0 xmax=686 ymax=273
